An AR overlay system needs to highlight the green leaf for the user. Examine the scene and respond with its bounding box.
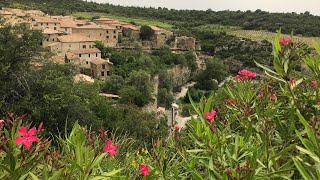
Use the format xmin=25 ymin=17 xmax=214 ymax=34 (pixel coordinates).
xmin=28 ymin=172 xmax=40 ymax=180
xmin=293 ymin=157 xmax=312 ymax=180
xmin=90 ymin=169 xmax=122 ymax=180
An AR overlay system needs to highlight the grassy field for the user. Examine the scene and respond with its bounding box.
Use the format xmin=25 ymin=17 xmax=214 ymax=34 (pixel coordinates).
xmin=72 ymin=12 xmax=173 ymax=29
xmin=228 ymin=30 xmax=320 ymax=46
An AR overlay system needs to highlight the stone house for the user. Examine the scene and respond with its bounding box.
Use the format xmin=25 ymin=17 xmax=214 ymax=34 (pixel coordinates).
xmin=65 ymin=48 xmax=102 ymax=69
xmin=56 ymin=34 xmax=96 ymax=54
xmin=173 ymin=36 xmax=196 ymax=50
xmin=32 ymin=17 xmax=61 ymax=31
xmin=148 ymin=25 xmax=173 ymax=48
xmin=122 ymin=25 xmax=140 ymax=41
xmin=42 ymin=28 xmax=65 ymax=47
xmin=72 ymin=24 xmax=118 ymax=47
xmin=90 ymin=58 xmax=113 ymax=79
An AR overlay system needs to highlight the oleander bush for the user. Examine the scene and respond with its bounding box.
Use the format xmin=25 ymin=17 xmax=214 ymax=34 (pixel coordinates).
xmin=0 ymin=33 xmax=319 ymax=179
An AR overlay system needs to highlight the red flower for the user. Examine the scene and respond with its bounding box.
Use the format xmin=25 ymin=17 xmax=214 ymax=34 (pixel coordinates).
xmin=270 ymin=94 xmax=277 ymax=101
xmin=15 ymin=126 xmax=40 ymax=149
xmin=139 ymin=164 xmax=150 ymax=176
xmin=233 ymin=69 xmax=256 ymax=81
xmin=311 ymin=81 xmax=317 ymax=86
xmin=258 ymin=92 xmax=264 ymax=99
xmin=288 ymin=79 xmax=296 ymax=86
xmin=238 ymin=69 xmax=256 ymax=78
xmin=171 ymin=124 xmax=182 ymax=132
xmin=38 ymin=122 xmax=43 ymax=132
xmin=103 ymin=140 xmax=118 ymax=158
xmin=205 ymin=110 xmax=217 ymax=122
xmin=279 ymin=37 xmax=292 ymax=45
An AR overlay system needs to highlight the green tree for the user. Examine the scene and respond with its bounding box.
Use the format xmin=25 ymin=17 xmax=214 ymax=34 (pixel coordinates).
xmin=102 ymin=75 xmax=125 ymax=94
xmin=140 ymin=25 xmax=155 ymax=40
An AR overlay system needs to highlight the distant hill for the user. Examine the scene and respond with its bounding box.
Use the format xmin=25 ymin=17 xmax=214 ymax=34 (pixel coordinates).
xmin=2 ymin=0 xmax=320 ymax=37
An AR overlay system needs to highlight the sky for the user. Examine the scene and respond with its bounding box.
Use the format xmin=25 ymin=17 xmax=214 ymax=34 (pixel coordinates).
xmin=90 ymin=0 xmax=320 ymax=15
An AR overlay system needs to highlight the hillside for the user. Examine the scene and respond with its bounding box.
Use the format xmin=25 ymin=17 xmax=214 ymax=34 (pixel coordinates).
xmin=3 ymin=0 xmax=320 ymax=36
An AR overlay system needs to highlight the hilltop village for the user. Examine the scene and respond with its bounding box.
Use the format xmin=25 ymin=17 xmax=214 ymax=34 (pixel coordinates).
xmin=0 ymin=8 xmax=201 ymax=80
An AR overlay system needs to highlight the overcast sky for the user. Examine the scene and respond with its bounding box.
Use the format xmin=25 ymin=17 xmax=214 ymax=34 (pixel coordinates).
xmin=90 ymin=0 xmax=320 ymax=15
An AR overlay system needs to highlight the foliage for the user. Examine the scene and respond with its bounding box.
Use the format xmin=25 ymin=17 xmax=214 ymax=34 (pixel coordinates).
xmin=101 ymin=75 xmax=125 ymax=94
xmin=140 ymin=25 xmax=155 ymax=40
xmin=0 ymin=31 xmax=320 ymax=179
xmin=157 ymin=88 xmax=174 ymax=108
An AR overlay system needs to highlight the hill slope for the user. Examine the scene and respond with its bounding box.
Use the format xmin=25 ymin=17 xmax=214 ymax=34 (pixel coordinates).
xmin=3 ymin=0 xmax=320 ymax=37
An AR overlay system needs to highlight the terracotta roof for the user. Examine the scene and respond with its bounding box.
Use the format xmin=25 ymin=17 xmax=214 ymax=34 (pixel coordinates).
xmin=74 ymin=24 xmax=117 ymax=30
xmin=57 ymin=34 xmax=95 ymax=42
xmin=149 ymin=25 xmax=162 ymax=31
xmin=94 ymin=18 xmax=115 ymax=21
xmin=68 ymin=48 xmax=101 ymax=54
xmin=0 ymin=10 xmax=15 ymax=15
xmin=90 ymin=58 xmax=109 ymax=65
xmin=123 ymin=25 xmax=140 ymax=31
xmin=33 ymin=17 xmax=60 ymax=23
xmin=43 ymin=28 xmax=64 ymax=34
xmin=60 ymin=20 xmax=77 ymax=28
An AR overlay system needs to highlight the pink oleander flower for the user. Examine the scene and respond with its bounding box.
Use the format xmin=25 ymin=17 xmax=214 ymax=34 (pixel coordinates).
xmin=139 ymin=164 xmax=150 ymax=176
xmin=311 ymin=81 xmax=317 ymax=86
xmin=205 ymin=110 xmax=217 ymax=122
xmin=238 ymin=69 xmax=256 ymax=78
xmin=172 ymin=124 xmax=182 ymax=132
xmin=103 ymin=140 xmax=118 ymax=158
xmin=233 ymin=69 xmax=256 ymax=81
xmin=270 ymin=94 xmax=277 ymax=101
xmin=38 ymin=122 xmax=43 ymax=132
xmin=258 ymin=92 xmax=264 ymax=99
xmin=279 ymin=37 xmax=292 ymax=45
xmin=0 ymin=119 xmax=5 ymax=130
xmin=288 ymin=79 xmax=296 ymax=86
xmin=15 ymin=126 xmax=40 ymax=149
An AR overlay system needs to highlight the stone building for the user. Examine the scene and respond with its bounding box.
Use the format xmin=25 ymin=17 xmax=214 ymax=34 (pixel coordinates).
xmin=122 ymin=24 xmax=140 ymax=41
xmin=65 ymin=48 xmax=102 ymax=69
xmin=31 ymin=17 xmax=61 ymax=31
xmin=72 ymin=24 xmax=118 ymax=47
xmin=173 ymin=36 xmax=196 ymax=50
xmin=56 ymin=34 xmax=96 ymax=53
xmin=42 ymin=28 xmax=64 ymax=47
xmin=90 ymin=58 xmax=113 ymax=79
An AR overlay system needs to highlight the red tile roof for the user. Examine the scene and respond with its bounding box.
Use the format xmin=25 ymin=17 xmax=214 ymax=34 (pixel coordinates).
xmin=57 ymin=34 xmax=95 ymax=42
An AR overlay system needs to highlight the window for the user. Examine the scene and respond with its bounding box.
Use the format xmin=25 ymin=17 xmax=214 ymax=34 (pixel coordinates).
xmin=41 ymin=23 xmax=43 ymax=25
xmin=89 ymin=54 xmax=91 ymax=58
xmin=96 ymin=53 xmax=98 ymax=57
xmin=113 ymin=30 xmax=116 ymax=33
xmin=68 ymin=60 xmax=71 ymax=63
xmin=54 ymin=23 xmax=56 ymax=26
xmin=46 ymin=23 xmax=48 ymax=26
xmin=113 ymin=35 xmax=116 ymax=39
xmin=65 ymin=28 xmax=67 ymax=31
xmin=79 ymin=54 xmax=81 ymax=57
xmin=82 ymin=45 xmax=86 ymax=49
xmin=86 ymin=61 xmax=89 ymax=64
xmin=46 ymin=39 xmax=49 ymax=42
xmin=101 ymin=71 xmax=105 ymax=77
xmin=100 ymin=33 xmax=102 ymax=36
xmin=107 ymin=71 xmax=110 ymax=76
xmin=106 ymin=30 xmax=109 ymax=33
xmin=54 ymin=27 xmax=57 ymax=30
xmin=106 ymin=36 xmax=109 ymax=39
xmin=102 ymin=64 xmax=105 ymax=69
xmin=52 ymin=38 xmax=55 ymax=41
